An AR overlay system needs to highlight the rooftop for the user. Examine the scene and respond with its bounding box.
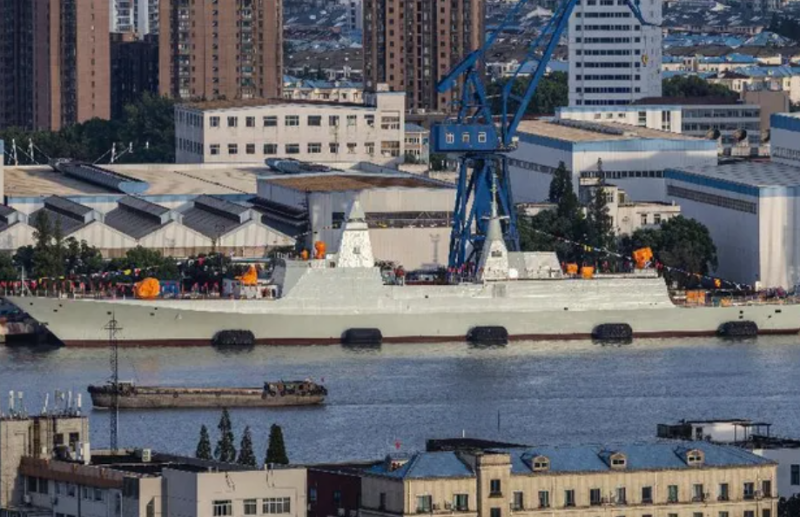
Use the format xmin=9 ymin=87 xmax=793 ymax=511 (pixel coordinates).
xmin=180 ymin=98 xmax=365 ymax=111
xmin=367 ymin=441 xmax=774 ymax=480
xmin=517 ymin=119 xmax=702 ymax=142
xmin=4 ymin=164 xmax=265 ymax=199
xmin=666 ymin=161 xmax=800 ymax=189
xmin=634 ymin=96 xmax=751 ymax=106
xmin=264 ymin=172 xmax=452 ymax=192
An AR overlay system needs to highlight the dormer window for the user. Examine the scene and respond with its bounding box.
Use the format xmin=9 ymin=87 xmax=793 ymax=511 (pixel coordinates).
xmin=610 ymin=452 xmax=627 ymax=469
xmin=686 ymin=449 xmax=705 ymax=466
xmin=532 ymin=455 xmax=550 ymax=471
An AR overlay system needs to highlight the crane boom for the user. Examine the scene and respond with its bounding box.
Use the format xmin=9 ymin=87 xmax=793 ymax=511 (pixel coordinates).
xmin=431 ymin=0 xmax=658 ymax=269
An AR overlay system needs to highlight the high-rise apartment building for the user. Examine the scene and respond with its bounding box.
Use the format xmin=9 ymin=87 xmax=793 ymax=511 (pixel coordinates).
xmin=0 ymin=0 xmax=34 ymax=129
xmin=363 ymin=0 xmax=484 ymax=112
xmin=28 ymin=0 xmax=111 ymax=130
xmin=158 ymin=0 xmax=282 ymax=102
xmin=111 ymin=32 xmax=160 ymax=119
xmin=568 ymin=0 xmax=662 ymax=106
xmin=111 ymin=0 xmax=160 ymax=35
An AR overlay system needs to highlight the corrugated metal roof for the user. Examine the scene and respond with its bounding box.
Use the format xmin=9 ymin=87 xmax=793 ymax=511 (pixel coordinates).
xmin=181 ymin=207 xmax=244 ymax=238
xmin=118 ymin=196 xmax=170 ymax=218
xmin=44 ymin=196 xmax=93 ymax=217
xmin=29 ymin=208 xmax=88 ymax=235
xmin=266 ymin=173 xmax=451 ymax=192
xmin=667 ymin=162 xmax=800 ymax=188
xmin=105 ymin=206 xmax=170 ymax=239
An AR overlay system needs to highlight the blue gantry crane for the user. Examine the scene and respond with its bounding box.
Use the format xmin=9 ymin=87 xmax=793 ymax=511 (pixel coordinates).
xmin=432 ymin=0 xmax=655 ymax=269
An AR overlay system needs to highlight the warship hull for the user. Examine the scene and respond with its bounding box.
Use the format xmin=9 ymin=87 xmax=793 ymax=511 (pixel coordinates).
xmin=6 ymin=293 xmax=800 ymax=346
xmin=88 ymin=386 xmax=325 ymax=408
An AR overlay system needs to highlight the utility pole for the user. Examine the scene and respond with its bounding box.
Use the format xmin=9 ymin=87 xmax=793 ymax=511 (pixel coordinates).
xmin=104 ymin=314 xmax=122 ymax=451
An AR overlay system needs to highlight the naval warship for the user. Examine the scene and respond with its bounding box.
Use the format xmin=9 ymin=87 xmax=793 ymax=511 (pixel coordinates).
xmin=5 ymin=200 xmax=800 ymax=346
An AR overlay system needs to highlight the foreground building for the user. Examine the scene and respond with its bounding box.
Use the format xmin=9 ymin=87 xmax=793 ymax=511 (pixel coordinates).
xmin=174 ymin=91 xmax=406 ymax=165
xmin=158 ymin=0 xmax=282 ymax=101
xmin=362 ymin=442 xmax=777 ymax=517
xmin=363 ymin=0 xmax=483 ymax=112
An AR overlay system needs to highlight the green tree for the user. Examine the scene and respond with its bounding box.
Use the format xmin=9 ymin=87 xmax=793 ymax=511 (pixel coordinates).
xmin=29 ymin=211 xmax=66 ymax=278
xmin=214 ymin=409 xmax=237 ymax=463
xmin=64 ymin=238 xmax=104 ymax=276
xmin=621 ymin=216 xmax=718 ymax=288
xmin=237 ymin=426 xmax=258 ymax=467
xmin=265 ymin=424 xmax=289 ymax=465
xmin=12 ymin=246 xmax=34 ymax=276
xmin=118 ymin=93 xmax=176 ymax=163
xmin=487 ymin=72 xmax=568 ymax=117
xmin=585 ymin=160 xmax=615 ymax=253
xmin=779 ymin=495 xmax=800 ymax=517
xmin=108 ymin=246 xmax=179 ymax=280
xmin=196 ymin=424 xmax=213 ymax=460
xmin=0 ymin=252 xmax=18 ymax=282
xmin=662 ymin=76 xmax=739 ymax=101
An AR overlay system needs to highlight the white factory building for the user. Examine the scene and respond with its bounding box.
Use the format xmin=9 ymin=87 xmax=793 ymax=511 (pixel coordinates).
xmin=174 ymin=90 xmax=406 ymax=166
xmin=257 ymin=167 xmax=455 ymax=269
xmin=771 ymin=113 xmax=800 ymax=167
xmin=568 ymin=0 xmax=662 ymax=106
xmin=507 ymin=119 xmax=718 ymax=203
xmin=664 ymin=161 xmax=800 ymax=289
xmin=556 ymin=99 xmax=764 ymax=156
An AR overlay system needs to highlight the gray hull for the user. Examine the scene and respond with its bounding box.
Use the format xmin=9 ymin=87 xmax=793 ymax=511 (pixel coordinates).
xmin=5 ymin=293 xmax=800 ymax=346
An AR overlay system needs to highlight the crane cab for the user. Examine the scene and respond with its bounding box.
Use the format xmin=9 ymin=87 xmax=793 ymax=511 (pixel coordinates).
xmin=431 ymin=123 xmax=499 ymax=153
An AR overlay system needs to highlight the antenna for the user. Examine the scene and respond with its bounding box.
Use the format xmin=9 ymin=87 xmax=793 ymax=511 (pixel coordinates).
xmin=8 ymin=390 xmax=15 ymax=416
xmin=104 ymin=313 xmax=123 ymax=451
xmin=42 ymin=393 xmax=50 ymax=415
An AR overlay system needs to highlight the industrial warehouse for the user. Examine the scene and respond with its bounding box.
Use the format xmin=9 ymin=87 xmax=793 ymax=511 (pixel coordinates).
xmin=0 ymin=158 xmax=454 ymax=269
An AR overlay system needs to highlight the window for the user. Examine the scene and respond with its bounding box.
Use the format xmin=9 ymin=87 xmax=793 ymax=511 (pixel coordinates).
xmin=246 ymin=144 xmax=255 ymax=154
xmin=718 ymin=483 xmax=729 ymax=501
xmin=213 ymin=501 xmax=232 ymax=517
xmin=227 ymin=116 xmax=238 ymax=128
xmin=94 ymin=488 xmax=103 ymax=501
xmin=366 ymin=142 xmax=375 ymax=155
xmin=285 ymin=144 xmax=300 ymax=154
xmin=538 ymin=491 xmax=549 ymax=509
xmin=462 ymin=132 xmax=470 ymax=143
xmin=667 ymin=485 xmax=678 ymax=503
xmin=453 ymin=494 xmax=468 ymax=511
xmin=762 ymin=480 xmax=772 ymax=498
xmin=228 ymin=144 xmax=238 ymax=155
xmin=347 ymin=143 xmax=357 ymax=154
xmin=763 ymin=511 xmax=771 ymax=517
xmin=510 ymin=492 xmax=523 ymax=510
xmin=246 ymin=116 xmax=255 ymax=127
xmin=333 ymin=491 xmax=342 ymax=507
xmin=308 ymin=143 xmax=322 ymax=154
xmin=329 ymin=115 xmax=340 ymax=126
xmin=381 ymin=115 xmax=400 ymax=130
xmin=210 ymin=116 xmax=220 ymax=127
xmin=694 ymin=513 xmax=703 ymax=517
xmin=640 ymin=214 xmax=648 ymax=226
xmin=309 ymin=489 xmax=317 ymax=503
xmin=445 ymin=133 xmax=455 ymax=144
xmin=379 ymin=493 xmax=387 ymax=510
xmin=147 ymin=501 xmax=155 ymax=517
xmin=792 ymin=465 xmax=800 ymax=486
xmin=329 ymin=143 xmax=340 ymax=154
xmin=693 ymin=484 xmax=704 ymax=502
xmin=244 ymin=500 xmax=258 ymax=515
xmin=347 ymin=115 xmax=357 ymax=126
xmin=210 ymin=144 xmax=220 ymax=155
xmin=478 ymin=132 xmax=487 ymax=143
xmin=308 ymin=115 xmax=322 ymax=126
xmin=67 ymin=484 xmax=76 ymax=497
xmin=641 ymin=486 xmax=653 ymax=504
xmin=616 ymin=487 xmax=626 ymax=505
xmin=564 ymin=490 xmax=575 ymax=507
xmin=285 ymin=115 xmax=299 ymax=126
xmin=745 ymin=512 xmax=755 ymax=517
xmin=719 ymin=513 xmax=729 ymax=517
xmin=264 ymin=144 xmax=277 ymax=155
xmin=744 ymin=482 xmax=755 ymax=500
xmin=365 ymin=115 xmax=375 ymax=127
xmin=654 ymin=213 xmax=662 ymax=224
xmin=490 ymin=509 xmax=501 ymax=517
xmin=416 ymin=495 xmax=432 ymax=513
xmin=490 ymin=479 xmax=501 ymax=496
xmin=590 ymin=488 xmax=601 ymax=506
xmin=263 ymin=498 xmax=291 ymax=514
xmin=27 ymin=477 xmax=37 ymax=493
xmin=263 ymin=116 xmax=278 ymax=127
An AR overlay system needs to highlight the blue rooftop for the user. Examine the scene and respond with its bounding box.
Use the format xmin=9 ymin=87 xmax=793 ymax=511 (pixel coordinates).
xmin=367 ymin=442 xmax=774 ymax=480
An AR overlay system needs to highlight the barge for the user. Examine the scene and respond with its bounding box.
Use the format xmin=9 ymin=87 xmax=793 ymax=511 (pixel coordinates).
xmin=88 ymin=380 xmax=327 ymax=409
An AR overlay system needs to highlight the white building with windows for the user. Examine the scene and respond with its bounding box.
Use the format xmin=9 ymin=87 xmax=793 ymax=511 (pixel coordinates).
xmin=568 ymin=0 xmax=663 ymax=106
xmin=174 ymin=90 xmax=406 ymax=166
xmin=557 ymin=99 xmax=764 ymax=156
xmin=771 ymin=113 xmax=800 ymax=167
xmin=507 ymin=119 xmax=717 ymax=203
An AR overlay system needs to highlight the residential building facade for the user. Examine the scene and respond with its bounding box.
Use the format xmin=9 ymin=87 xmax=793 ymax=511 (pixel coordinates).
xmin=361 ymin=444 xmax=778 ymax=517
xmin=282 ymin=79 xmax=364 ymax=104
xmin=112 ymin=0 xmax=159 ymax=34
xmin=158 ymin=0 xmax=282 ymax=102
xmin=0 ymin=0 xmax=34 ymax=129
xmin=111 ymin=32 xmax=160 ymax=119
xmin=363 ymin=0 xmax=484 ymax=112
xmin=174 ymin=91 xmax=406 ymax=165
xmin=568 ymin=0 xmax=663 ymax=106
xmin=403 ymin=124 xmax=430 ymax=164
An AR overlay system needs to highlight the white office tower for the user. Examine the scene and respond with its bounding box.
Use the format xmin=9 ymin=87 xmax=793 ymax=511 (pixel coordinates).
xmin=568 ymin=0 xmax=663 ymax=106
xmin=111 ymin=0 xmax=159 ymax=35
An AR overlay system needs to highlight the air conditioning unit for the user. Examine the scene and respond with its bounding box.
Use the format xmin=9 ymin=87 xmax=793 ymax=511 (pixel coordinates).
xmin=23 ymin=495 xmax=31 ymax=505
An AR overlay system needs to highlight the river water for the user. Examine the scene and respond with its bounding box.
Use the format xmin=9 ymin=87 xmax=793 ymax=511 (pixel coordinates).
xmin=2 ymin=338 xmax=800 ymax=464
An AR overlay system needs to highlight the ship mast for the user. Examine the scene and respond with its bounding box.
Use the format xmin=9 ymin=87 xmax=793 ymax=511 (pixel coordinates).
xmin=104 ymin=313 xmax=122 ymax=451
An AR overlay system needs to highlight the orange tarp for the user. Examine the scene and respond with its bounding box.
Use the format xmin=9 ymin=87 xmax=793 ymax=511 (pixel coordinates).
xmin=134 ymin=278 xmax=160 ymax=299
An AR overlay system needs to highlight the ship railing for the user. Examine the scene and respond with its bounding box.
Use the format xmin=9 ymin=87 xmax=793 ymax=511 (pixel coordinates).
xmin=1 ymin=288 xmax=282 ymax=301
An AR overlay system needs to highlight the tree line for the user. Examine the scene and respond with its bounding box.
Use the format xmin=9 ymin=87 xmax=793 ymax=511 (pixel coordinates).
xmin=1 ymin=93 xmax=175 ymax=165
xmin=518 ymin=161 xmax=718 ymax=289
xmin=196 ymin=409 xmax=289 ymax=467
